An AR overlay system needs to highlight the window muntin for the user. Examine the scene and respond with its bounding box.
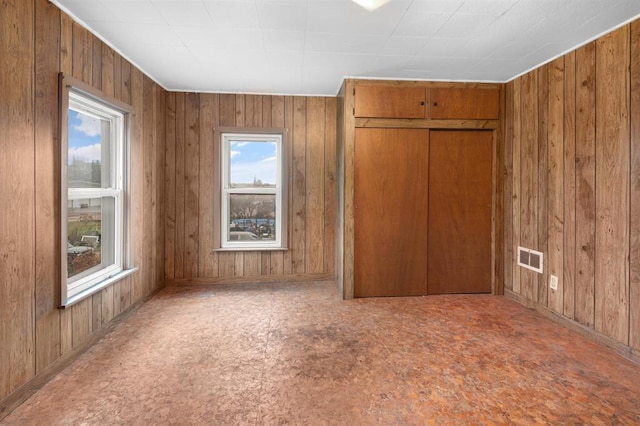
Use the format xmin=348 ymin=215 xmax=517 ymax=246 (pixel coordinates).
xmin=61 ymin=76 xmax=133 ymax=307
xmin=221 ymin=132 xmax=285 ymax=249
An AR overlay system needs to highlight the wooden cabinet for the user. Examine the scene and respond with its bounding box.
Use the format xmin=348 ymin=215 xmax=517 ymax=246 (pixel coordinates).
xmin=338 ymin=78 xmax=502 ymax=299
xmin=354 ymin=128 xmax=429 ymax=297
xmin=430 ymin=87 xmax=499 ymax=119
xmin=354 ymin=85 xmax=426 ymax=118
xmin=427 ymin=130 xmax=492 ymax=294
xmin=353 ymin=128 xmax=492 ymax=297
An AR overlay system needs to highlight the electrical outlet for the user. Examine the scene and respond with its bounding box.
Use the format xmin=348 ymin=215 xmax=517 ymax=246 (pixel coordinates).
xmin=550 ymin=275 xmax=558 ymax=291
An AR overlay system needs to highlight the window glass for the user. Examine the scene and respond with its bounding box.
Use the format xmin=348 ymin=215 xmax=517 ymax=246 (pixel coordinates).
xmin=61 ymin=75 xmax=133 ymax=307
xmin=220 ymin=132 xmax=285 ymax=249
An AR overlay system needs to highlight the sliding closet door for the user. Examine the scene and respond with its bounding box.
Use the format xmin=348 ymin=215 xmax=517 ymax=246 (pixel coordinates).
xmin=354 ymin=128 xmax=429 ymax=297
xmin=428 ymin=130 xmax=492 ymax=294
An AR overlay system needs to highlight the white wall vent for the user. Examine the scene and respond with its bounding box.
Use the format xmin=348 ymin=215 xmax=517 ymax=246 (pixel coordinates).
xmin=517 ymin=246 xmax=544 ymax=274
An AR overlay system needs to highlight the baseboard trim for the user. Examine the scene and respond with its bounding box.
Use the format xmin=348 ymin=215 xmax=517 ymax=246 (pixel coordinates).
xmin=166 ymin=273 xmax=335 ymax=286
xmin=504 ymin=289 xmax=640 ymax=365
xmin=0 ymin=286 xmax=163 ymax=421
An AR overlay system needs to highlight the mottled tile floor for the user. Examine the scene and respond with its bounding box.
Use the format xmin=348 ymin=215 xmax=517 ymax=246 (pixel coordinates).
xmin=3 ymin=282 xmax=640 ymax=425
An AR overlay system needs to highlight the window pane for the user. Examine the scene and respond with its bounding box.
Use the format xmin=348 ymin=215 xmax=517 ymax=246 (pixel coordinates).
xmin=229 ymin=141 xmax=277 ymax=188
xmin=68 ymin=109 xmax=109 ymax=189
xmin=228 ymin=194 xmax=276 ymax=241
xmin=67 ymin=197 xmax=115 ymax=279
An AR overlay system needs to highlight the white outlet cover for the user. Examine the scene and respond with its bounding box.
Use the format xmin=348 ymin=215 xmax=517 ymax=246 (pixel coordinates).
xmin=550 ymin=275 xmax=558 ymax=291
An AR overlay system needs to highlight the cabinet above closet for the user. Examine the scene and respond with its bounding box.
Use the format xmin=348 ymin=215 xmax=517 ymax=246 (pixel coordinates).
xmin=353 ymin=83 xmax=500 ymax=121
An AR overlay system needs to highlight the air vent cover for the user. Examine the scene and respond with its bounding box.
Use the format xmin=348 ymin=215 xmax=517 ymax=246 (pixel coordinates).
xmin=517 ymin=246 xmax=543 ymax=274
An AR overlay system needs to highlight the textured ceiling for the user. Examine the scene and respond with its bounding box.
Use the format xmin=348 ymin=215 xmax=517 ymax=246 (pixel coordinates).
xmin=52 ymin=0 xmax=640 ymax=96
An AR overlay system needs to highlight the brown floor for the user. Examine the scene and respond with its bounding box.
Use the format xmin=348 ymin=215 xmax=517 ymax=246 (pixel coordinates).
xmin=3 ymin=282 xmax=640 ymax=425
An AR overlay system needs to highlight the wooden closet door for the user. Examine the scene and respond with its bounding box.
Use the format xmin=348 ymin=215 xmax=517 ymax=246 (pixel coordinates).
xmin=354 ymin=128 xmax=429 ymax=297
xmin=428 ymin=130 xmax=492 ymax=294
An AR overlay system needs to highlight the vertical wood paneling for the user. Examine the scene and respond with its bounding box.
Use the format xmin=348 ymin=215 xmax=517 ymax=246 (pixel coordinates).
xmin=291 ymin=97 xmax=307 ymax=273
xmin=305 ymin=98 xmax=326 ymax=273
xmin=130 ymin=67 xmax=145 ymax=302
xmin=155 ymin=86 xmax=166 ymax=290
xmin=143 ymin=77 xmax=157 ymax=297
xmin=198 ymin=94 xmax=218 ymax=278
xmin=174 ymin=93 xmax=186 ymax=279
xmin=0 ymin=0 xmax=35 ymax=399
xmin=511 ymin=78 xmax=522 ymax=295
xmin=324 ymin=98 xmax=338 ymax=277
xmin=594 ymin=26 xmax=630 ymax=344
xmin=504 ymin=81 xmax=514 ymax=292
xmin=506 ymin=20 xmax=639 ymax=351
xmin=574 ymin=42 xmax=597 ymax=327
xmin=547 ymin=57 xmax=565 ymax=314
xmin=1 ymin=2 xmax=166 ymax=406
xmin=164 ymin=92 xmax=336 ymax=283
xmin=563 ymin=52 xmax=577 ymax=319
xmin=184 ymin=93 xmax=200 ymax=278
xmin=630 ymin=20 xmax=640 ymax=351
xmin=164 ymin=93 xmax=176 ymax=280
xmin=520 ymin=72 xmax=538 ymax=301
xmin=34 ymin=0 xmax=61 ymax=373
xmin=283 ymin=96 xmax=295 ymax=276
xmin=536 ymin=64 xmax=549 ymax=305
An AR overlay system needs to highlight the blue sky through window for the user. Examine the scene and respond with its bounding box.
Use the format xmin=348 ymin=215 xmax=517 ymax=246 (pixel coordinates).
xmin=230 ymin=140 xmax=277 ymax=185
xmin=68 ymin=109 xmax=102 ymax=164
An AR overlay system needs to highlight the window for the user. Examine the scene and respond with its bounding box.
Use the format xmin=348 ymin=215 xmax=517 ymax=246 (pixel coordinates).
xmin=220 ymin=130 xmax=287 ymax=250
xmin=60 ymin=75 xmax=135 ymax=307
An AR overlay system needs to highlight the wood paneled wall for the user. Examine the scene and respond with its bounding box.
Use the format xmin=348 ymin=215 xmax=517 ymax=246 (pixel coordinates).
xmin=504 ymin=20 xmax=640 ymax=353
xmin=0 ymin=0 xmax=165 ymax=410
xmin=164 ymin=94 xmax=337 ymax=284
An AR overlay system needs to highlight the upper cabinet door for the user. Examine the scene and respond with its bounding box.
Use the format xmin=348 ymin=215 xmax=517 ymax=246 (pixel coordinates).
xmin=430 ymin=87 xmax=499 ymax=119
xmin=354 ymin=85 xmax=426 ymax=118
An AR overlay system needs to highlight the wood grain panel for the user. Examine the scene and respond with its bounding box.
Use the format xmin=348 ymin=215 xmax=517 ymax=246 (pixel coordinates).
xmin=630 ymin=19 xmax=640 ymax=351
xmin=131 ymin=67 xmax=145 ymax=302
xmin=0 ymin=0 xmax=35 ymax=399
xmin=165 ymin=93 xmax=176 ymax=280
xmin=511 ymin=78 xmax=522 ymax=295
xmin=305 ymin=98 xmax=325 ymax=274
xmin=354 ymin=85 xmax=425 ymax=118
xmin=503 ymin=81 xmax=514 ymax=292
xmin=519 ymin=71 xmax=538 ymax=302
xmin=431 ymin=87 xmax=499 ymax=119
xmin=324 ymin=98 xmax=338 ymax=277
xmin=354 ymin=128 xmax=428 ymax=297
xmin=504 ymin=18 xmax=640 ymax=358
xmin=174 ymin=93 xmax=186 ymax=279
xmin=563 ymin=52 xmax=577 ymax=320
xmin=1 ymin=2 xmax=166 ymax=408
xmin=282 ymin=97 xmax=295 ymax=276
xmin=291 ymin=97 xmax=307 ymax=273
xmin=574 ymin=42 xmax=597 ymax=328
xmin=198 ymin=94 xmax=218 ymax=278
xmin=536 ymin=64 xmax=549 ymax=306
xmin=595 ymin=26 xmax=630 ymax=344
xmin=428 ymin=131 xmax=492 ymax=294
xmin=547 ymin=57 xmax=565 ymax=314
xmin=184 ymin=93 xmax=200 ymax=278
xmin=34 ymin=0 xmax=61 ymax=373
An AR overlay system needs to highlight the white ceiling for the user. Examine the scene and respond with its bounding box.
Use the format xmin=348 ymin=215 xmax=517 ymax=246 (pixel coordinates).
xmin=53 ymin=0 xmax=640 ymax=96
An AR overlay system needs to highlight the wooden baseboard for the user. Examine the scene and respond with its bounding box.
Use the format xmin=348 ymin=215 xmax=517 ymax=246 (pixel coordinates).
xmin=504 ymin=289 xmax=640 ymax=365
xmin=0 ymin=286 xmax=163 ymax=421
xmin=166 ymin=273 xmax=335 ymax=286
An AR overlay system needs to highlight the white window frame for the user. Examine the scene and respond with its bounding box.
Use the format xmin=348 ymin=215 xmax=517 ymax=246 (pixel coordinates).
xmin=60 ymin=74 xmax=136 ymax=307
xmin=220 ymin=131 xmax=287 ymax=250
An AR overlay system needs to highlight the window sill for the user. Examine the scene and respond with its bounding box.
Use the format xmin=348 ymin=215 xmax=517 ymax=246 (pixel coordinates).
xmin=213 ymin=247 xmax=289 ymax=252
xmin=60 ymin=267 xmax=138 ymax=309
